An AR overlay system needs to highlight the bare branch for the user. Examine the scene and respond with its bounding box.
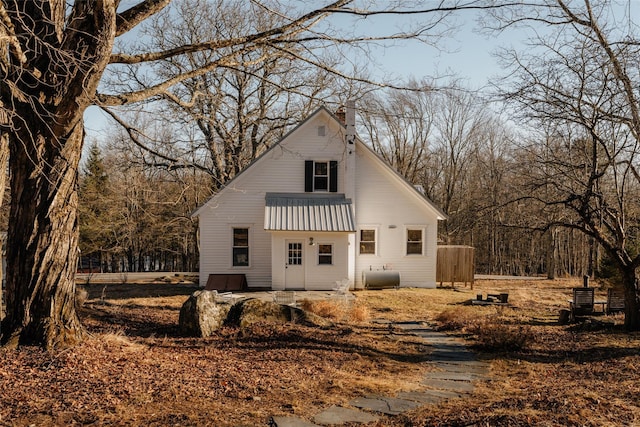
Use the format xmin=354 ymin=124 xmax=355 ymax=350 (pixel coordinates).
xmin=110 ymin=0 xmax=351 ymax=64
xmin=116 ymin=0 xmax=172 ymax=36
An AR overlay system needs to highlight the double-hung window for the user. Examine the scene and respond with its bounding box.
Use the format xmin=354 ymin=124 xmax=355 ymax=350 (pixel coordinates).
xmin=406 ymin=229 xmax=423 ymax=255
xmin=305 ymin=160 xmax=338 ymax=192
xmin=232 ymin=228 xmax=249 ymax=266
xmin=314 ymin=162 xmax=329 ymax=191
xmin=318 ymin=244 xmax=333 ymax=265
xmin=359 ymin=229 xmax=376 ymax=255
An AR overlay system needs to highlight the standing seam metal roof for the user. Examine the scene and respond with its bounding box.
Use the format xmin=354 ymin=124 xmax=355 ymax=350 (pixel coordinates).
xmin=264 ymin=193 xmax=356 ymax=232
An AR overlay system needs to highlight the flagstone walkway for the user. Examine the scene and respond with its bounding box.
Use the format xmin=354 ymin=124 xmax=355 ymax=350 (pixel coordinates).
xmin=269 ymin=321 xmax=489 ymax=426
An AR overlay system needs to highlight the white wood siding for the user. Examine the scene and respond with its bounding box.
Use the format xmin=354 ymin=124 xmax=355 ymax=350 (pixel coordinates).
xmin=270 ymin=232 xmax=349 ymax=290
xmin=353 ymin=148 xmax=439 ymax=288
xmin=198 ymin=110 xmax=350 ymax=288
xmin=197 ymin=107 xmax=442 ymax=290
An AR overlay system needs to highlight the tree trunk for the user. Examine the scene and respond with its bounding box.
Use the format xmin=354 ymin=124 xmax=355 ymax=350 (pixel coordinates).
xmin=0 ymin=121 xmax=84 ymax=348
xmin=0 ymin=135 xmax=7 ymax=324
xmin=622 ymin=268 xmax=640 ymax=331
xmin=546 ymin=227 xmax=557 ymax=280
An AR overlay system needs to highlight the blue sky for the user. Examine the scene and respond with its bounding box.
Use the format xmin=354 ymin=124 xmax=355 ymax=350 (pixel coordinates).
xmin=84 ymin=1 xmax=638 ymax=140
xmin=84 ymin=9 xmax=499 ymax=138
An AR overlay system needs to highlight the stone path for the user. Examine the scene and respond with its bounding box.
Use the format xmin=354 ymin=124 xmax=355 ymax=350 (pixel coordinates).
xmin=268 ymin=321 xmax=490 ymax=426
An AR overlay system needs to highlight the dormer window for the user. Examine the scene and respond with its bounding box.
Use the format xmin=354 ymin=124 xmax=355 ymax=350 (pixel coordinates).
xmin=305 ymin=160 xmax=338 ymax=192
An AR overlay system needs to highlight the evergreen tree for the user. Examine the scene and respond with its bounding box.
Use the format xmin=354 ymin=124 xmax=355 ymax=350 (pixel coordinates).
xmin=78 ymin=143 xmax=114 ymax=273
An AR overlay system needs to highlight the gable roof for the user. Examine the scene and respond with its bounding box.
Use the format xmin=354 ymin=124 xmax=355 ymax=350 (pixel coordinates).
xmin=192 ymin=106 xmax=335 ymax=217
xmin=192 ymin=105 xmax=447 ymax=221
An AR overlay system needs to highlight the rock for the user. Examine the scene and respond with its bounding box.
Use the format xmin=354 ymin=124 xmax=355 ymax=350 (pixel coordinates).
xmin=226 ymin=299 xmax=333 ymax=329
xmin=226 ymin=299 xmax=291 ymax=328
xmin=179 ymin=290 xmax=230 ymax=337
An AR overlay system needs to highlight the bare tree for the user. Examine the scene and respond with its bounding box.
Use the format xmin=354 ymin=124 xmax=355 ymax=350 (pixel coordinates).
xmin=492 ymin=0 xmax=640 ymax=329
xmin=0 ymin=135 xmax=6 ymax=324
xmin=429 ymin=87 xmax=490 ymax=241
xmin=108 ymin=0 xmax=356 ymax=189
xmin=359 ymin=81 xmax=436 ymax=184
xmin=0 ymin=0 xmax=501 ymax=348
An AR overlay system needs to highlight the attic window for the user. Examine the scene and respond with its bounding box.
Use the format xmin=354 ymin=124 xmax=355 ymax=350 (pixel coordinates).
xmin=318 ymin=126 xmax=326 ymax=136
xmin=305 ymin=160 xmax=338 ymax=192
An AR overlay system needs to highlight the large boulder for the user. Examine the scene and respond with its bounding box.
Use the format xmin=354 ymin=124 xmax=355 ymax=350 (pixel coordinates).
xmin=226 ymin=298 xmax=332 ymax=328
xmin=179 ymin=290 xmax=231 ymax=337
xmin=226 ymin=298 xmax=291 ymax=328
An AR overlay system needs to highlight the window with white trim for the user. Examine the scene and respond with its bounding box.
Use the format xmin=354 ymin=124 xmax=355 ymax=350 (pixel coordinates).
xmin=305 ymin=160 xmax=338 ymax=192
xmin=359 ymin=229 xmax=376 ymax=255
xmin=232 ymin=228 xmax=249 ymax=266
xmin=318 ymin=244 xmax=333 ymax=265
xmin=406 ymin=229 xmax=423 ymax=255
xmin=314 ymin=162 xmax=329 ymax=191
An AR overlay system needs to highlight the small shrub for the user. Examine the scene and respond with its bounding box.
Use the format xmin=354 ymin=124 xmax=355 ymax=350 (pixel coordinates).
xmin=299 ymin=299 xmax=370 ymax=323
xmin=348 ymin=303 xmax=370 ymax=323
xmin=302 ymin=300 xmax=344 ymax=320
xmin=435 ymin=307 xmax=534 ymax=351
xmin=468 ymin=319 xmax=535 ymax=351
xmin=434 ymin=306 xmax=479 ymax=331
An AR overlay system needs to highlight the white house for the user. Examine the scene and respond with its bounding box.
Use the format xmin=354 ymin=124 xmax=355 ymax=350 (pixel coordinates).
xmin=192 ymin=103 xmax=446 ymax=290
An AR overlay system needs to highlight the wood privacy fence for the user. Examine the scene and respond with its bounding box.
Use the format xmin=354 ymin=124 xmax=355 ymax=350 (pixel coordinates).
xmin=436 ymin=245 xmax=475 ymax=288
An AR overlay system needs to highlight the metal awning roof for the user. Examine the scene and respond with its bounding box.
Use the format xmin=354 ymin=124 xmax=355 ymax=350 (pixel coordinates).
xmin=264 ymin=193 xmax=356 ymax=232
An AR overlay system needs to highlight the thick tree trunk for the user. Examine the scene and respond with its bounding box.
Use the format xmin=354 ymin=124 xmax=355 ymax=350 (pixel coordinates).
xmin=622 ymin=268 xmax=640 ymax=331
xmin=0 ymin=121 xmax=84 ymax=348
xmin=0 ymin=135 xmax=7 ymax=324
xmin=0 ymin=1 xmax=116 ymax=348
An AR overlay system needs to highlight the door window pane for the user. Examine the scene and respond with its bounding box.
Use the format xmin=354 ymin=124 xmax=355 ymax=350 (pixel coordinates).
xmin=288 ymin=242 xmax=302 ymax=265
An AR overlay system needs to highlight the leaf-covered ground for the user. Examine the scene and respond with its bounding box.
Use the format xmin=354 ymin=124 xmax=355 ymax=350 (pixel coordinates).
xmin=2 ymin=280 xmax=640 ymax=426
xmin=0 ymin=290 xmax=429 ymax=427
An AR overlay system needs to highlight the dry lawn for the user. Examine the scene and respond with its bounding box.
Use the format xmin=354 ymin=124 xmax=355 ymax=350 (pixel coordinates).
xmin=1 ymin=278 xmax=639 ymax=426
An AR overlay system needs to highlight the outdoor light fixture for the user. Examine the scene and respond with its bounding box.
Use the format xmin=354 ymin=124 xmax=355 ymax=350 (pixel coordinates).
xmin=309 ymin=237 xmax=314 ymax=246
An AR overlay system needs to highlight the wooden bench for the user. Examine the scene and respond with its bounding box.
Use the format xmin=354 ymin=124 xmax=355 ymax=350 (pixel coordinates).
xmin=205 ymin=274 xmax=247 ymax=291
xmin=569 ymin=287 xmax=594 ymax=321
xmin=606 ymin=288 xmax=625 ymax=314
xmin=487 ymin=293 xmax=509 ymax=303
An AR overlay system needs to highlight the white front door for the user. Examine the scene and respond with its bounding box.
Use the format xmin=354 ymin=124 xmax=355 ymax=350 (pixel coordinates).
xmin=285 ymin=240 xmax=305 ymax=289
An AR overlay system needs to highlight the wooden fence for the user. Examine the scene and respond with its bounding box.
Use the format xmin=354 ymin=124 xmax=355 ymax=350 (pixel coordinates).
xmin=436 ymin=245 xmax=475 ymax=289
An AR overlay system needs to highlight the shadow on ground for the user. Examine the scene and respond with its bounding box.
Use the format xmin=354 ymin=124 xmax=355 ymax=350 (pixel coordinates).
xmin=79 ymin=283 xmax=200 ymax=300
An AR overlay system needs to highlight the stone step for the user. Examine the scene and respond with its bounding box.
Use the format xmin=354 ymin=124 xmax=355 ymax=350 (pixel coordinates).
xmin=269 ymin=416 xmax=322 ymax=427
xmin=268 ymin=321 xmax=490 ymax=425
xmin=312 ymin=406 xmax=380 ymax=425
xmin=422 ymin=378 xmax=475 ymax=393
xmin=349 ymin=395 xmax=422 ymax=415
xmin=424 ymin=371 xmax=486 ymax=381
xmin=397 ymin=389 xmax=463 ymax=403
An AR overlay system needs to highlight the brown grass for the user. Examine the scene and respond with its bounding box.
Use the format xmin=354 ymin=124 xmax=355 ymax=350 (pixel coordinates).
xmin=299 ymin=299 xmax=371 ymax=323
xmin=2 ymin=278 xmax=639 ymax=426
